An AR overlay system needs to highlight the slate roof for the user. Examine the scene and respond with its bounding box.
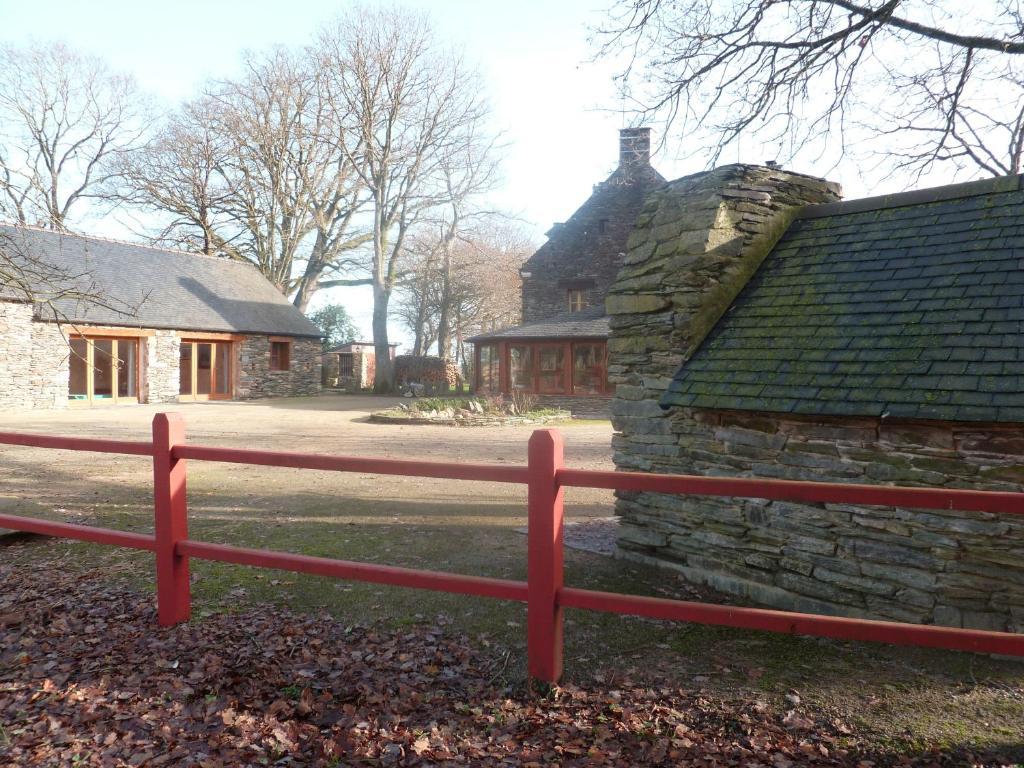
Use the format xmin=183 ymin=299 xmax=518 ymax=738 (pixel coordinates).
xmin=0 ymin=225 xmax=321 ymax=337
xmin=662 ymin=175 xmax=1024 ymax=423
xmin=467 ymin=305 xmax=609 ymax=342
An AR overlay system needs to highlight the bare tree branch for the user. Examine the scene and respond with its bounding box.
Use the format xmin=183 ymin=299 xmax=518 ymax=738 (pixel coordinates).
xmin=0 ymin=42 xmax=149 ymax=230
xmin=595 ymin=0 xmax=1024 ymax=177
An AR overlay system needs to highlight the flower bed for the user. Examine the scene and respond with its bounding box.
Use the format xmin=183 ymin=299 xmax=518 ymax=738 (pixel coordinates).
xmin=370 ymin=396 xmax=570 ymax=427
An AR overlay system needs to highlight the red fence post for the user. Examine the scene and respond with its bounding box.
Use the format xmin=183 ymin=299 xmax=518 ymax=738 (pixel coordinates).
xmin=153 ymin=413 xmax=190 ymax=626
xmin=527 ymin=428 xmax=565 ymax=684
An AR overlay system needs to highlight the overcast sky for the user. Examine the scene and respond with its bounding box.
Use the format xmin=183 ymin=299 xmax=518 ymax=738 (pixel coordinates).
xmin=0 ymin=0 xmax=964 ymax=347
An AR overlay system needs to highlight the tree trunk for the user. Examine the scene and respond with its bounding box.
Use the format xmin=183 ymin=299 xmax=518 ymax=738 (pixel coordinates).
xmin=372 ymin=284 xmax=394 ymax=393
xmin=292 ymin=232 xmax=331 ymax=313
xmin=435 ymin=242 xmax=454 ymax=360
xmin=292 ymin=271 xmax=320 ymax=313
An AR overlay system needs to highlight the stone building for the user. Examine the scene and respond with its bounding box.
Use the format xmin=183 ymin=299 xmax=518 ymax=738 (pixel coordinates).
xmin=609 ymin=168 xmax=1024 ymax=632
xmin=469 ymin=128 xmax=665 ymax=413
xmin=0 ymin=225 xmax=321 ymax=409
xmin=322 ymin=341 xmax=397 ymax=391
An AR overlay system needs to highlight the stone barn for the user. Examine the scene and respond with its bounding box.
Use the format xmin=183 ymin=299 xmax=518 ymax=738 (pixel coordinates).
xmin=0 ymin=225 xmax=322 ymax=408
xmin=322 ymin=341 xmax=398 ymax=391
xmin=469 ymin=127 xmax=665 ymax=416
xmin=609 ymin=168 xmax=1024 ymax=633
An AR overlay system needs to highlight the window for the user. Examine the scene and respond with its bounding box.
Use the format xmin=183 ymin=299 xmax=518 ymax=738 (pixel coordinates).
xmin=568 ymin=289 xmax=585 ymax=313
xmin=537 ymin=345 xmax=567 ymax=394
xmin=478 ymin=344 xmax=500 ymax=393
xmin=338 ymin=353 xmax=354 ymax=378
xmin=509 ymin=345 xmax=532 ymax=390
xmin=68 ymin=337 xmax=139 ymax=404
xmin=598 ymin=218 xmax=608 ymax=234
xmin=270 ymin=340 xmax=291 ymax=371
xmin=572 ymin=343 xmax=605 ymax=394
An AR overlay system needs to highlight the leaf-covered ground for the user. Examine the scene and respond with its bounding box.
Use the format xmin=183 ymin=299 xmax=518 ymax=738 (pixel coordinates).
xmin=2 ymin=550 xmax=1020 ymax=767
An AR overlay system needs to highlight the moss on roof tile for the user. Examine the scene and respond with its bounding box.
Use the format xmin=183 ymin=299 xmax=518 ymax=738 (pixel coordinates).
xmin=661 ymin=181 xmax=1024 ymax=423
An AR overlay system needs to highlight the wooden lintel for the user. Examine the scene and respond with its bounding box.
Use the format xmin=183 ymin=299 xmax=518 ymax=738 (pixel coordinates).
xmin=68 ymin=326 xmax=155 ymax=338
xmin=178 ymin=331 xmax=245 ymax=342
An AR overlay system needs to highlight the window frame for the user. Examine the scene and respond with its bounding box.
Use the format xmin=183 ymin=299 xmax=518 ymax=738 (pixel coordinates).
xmin=567 ymin=289 xmax=585 ymax=313
xmin=68 ymin=336 xmax=141 ymax=406
xmin=269 ymin=339 xmax=292 ymax=372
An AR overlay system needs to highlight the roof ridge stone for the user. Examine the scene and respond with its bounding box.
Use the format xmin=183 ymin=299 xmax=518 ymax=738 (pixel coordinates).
xmin=800 ymin=174 xmax=1023 ymax=220
xmin=0 ymin=221 xmax=258 ymax=269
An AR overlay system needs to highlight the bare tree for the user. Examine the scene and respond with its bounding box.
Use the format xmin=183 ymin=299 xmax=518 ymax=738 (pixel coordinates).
xmin=431 ymin=128 xmax=502 ymax=361
xmin=120 ymin=48 xmax=369 ymax=311
xmin=117 ymin=99 xmax=237 ymax=256
xmin=317 ymin=7 xmax=495 ymax=391
xmin=596 ymin=1 xmax=1024 ymax=178
xmin=393 ymin=234 xmax=441 ymax=356
xmin=396 ymin=221 xmax=531 ymax=367
xmin=0 ymin=42 xmax=148 ymax=230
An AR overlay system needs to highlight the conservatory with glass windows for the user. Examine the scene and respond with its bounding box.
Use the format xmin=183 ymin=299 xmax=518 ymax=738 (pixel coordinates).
xmin=469 ymin=307 xmax=611 ymax=397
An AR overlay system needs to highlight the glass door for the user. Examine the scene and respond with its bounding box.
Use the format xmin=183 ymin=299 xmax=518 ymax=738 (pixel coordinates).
xmin=67 ymin=337 xmax=140 ymax=405
xmin=180 ymin=340 xmax=233 ymax=401
xmin=195 ymin=343 xmax=213 ymax=399
xmin=537 ymin=344 xmax=567 ymax=394
xmin=179 ymin=344 xmax=193 ymax=396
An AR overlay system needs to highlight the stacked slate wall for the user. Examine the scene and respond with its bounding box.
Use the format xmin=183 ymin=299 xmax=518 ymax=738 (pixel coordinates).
xmin=238 ymin=336 xmax=322 ymax=399
xmin=521 ymin=164 xmax=663 ymax=323
xmin=607 ymin=163 xmax=1024 ymax=631
xmin=615 ymin=409 xmax=1024 ymax=631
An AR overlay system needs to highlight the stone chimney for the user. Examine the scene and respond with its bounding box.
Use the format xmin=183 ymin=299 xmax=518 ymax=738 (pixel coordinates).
xmin=606 ymin=164 xmax=842 ymax=463
xmin=618 ymin=127 xmax=651 ymax=171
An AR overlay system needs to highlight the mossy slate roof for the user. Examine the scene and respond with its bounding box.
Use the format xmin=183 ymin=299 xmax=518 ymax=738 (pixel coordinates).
xmin=662 ymin=176 xmax=1024 ymax=423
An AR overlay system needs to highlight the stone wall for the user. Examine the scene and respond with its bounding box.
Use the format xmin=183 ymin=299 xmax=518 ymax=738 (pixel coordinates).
xmin=520 ymin=132 xmax=664 ymax=323
xmin=0 ymin=302 xmax=69 ymax=410
xmin=535 ymin=395 xmax=612 ymax=420
xmin=145 ymin=331 xmax=180 ymax=404
xmin=238 ymin=336 xmax=321 ymax=399
xmin=615 ymin=408 xmax=1024 ymax=632
xmin=606 ymin=165 xmax=841 ymax=404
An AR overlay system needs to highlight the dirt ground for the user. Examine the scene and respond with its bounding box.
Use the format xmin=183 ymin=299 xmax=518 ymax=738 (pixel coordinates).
xmin=0 ymin=394 xmax=614 ymax=464
xmin=1 ymin=394 xmax=1023 ymax=761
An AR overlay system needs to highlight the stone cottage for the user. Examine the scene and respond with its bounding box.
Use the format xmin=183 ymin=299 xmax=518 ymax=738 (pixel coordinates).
xmin=0 ymin=225 xmax=321 ymax=409
xmin=468 ymin=128 xmax=665 ymax=414
xmin=322 ymin=341 xmax=398 ymax=391
xmin=609 ymin=168 xmax=1024 ymax=633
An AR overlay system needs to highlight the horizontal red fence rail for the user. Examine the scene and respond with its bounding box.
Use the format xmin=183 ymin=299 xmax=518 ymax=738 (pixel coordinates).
xmin=1 ymin=412 xmax=1023 ymax=684
xmin=0 ymin=513 xmax=157 ymax=551
xmin=558 ymin=587 xmax=1024 ymax=657
xmin=174 ymin=444 xmax=529 ymax=484
xmin=0 ymin=431 xmax=153 ymax=456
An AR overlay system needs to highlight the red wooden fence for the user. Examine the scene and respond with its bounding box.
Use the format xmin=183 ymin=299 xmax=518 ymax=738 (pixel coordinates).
xmin=1 ymin=412 xmax=1023 ymax=684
